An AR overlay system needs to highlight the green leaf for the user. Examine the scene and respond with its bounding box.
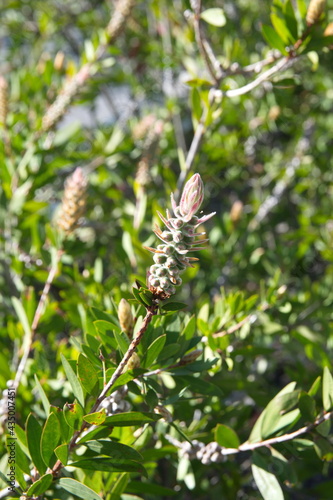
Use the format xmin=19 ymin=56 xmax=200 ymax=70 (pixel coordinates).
xmin=50 ymin=406 xmax=71 ymax=443
xmin=109 ymin=473 xmax=129 ymax=498
xmin=114 ymin=330 xmax=130 ymax=356
xmin=162 ymin=302 xmax=188 ymax=312
xmin=181 ymin=316 xmax=196 ymax=339
xmin=316 ymin=418 xmax=331 ymax=437
xmin=34 ymin=375 xmax=51 ymax=415
xmin=63 ymin=401 xmax=84 ymax=430
xmin=314 ymin=436 xmax=333 ymax=461
xmin=11 ymin=296 xmax=31 ymax=337
xmin=26 ymin=474 xmax=53 ymax=496
xmin=298 ymin=392 xmax=316 ymax=422
xmin=308 ymin=375 xmax=321 ymax=396
xmin=77 ymin=353 xmax=99 ymax=395
xmin=139 ymin=289 xmax=154 ymax=307
xmin=41 ymin=412 xmax=61 ymax=467
xmin=60 ymin=354 xmax=85 ymax=407
xmin=103 ymin=411 xmax=162 ymax=427
xmin=55 ymin=443 xmax=68 ymax=466
xmin=26 ymin=414 xmax=46 ymax=475
xmin=284 ymin=0 xmax=299 ymax=40
xmin=83 ymin=410 xmax=107 ymax=426
xmin=84 ymin=440 xmax=143 ymax=461
xmin=142 ymin=335 xmax=166 ymax=368
xmin=322 ymin=367 xmax=333 ymax=411
xmin=157 ymin=343 xmax=180 ymax=361
xmin=297 ymin=0 xmax=307 ymax=18
xmin=270 ymin=12 xmax=293 ymax=44
xmin=190 ymin=88 xmax=202 ymax=123
xmin=58 ymin=478 xmax=102 ymax=500
xmin=215 ymin=424 xmax=240 ymax=449
xmin=200 ymin=8 xmax=226 ymax=27
xmin=127 ymin=481 xmax=178 ymax=497
xmin=11 ymin=439 xmax=30 ymax=475
xmin=252 ymin=463 xmax=284 ymax=500
xmin=132 ymin=286 xmax=148 ymax=307
xmin=53 ymin=121 xmax=81 ymax=146
xmin=70 ymin=457 xmax=147 ymax=476
xmin=249 ymin=382 xmax=298 ymax=442
xmin=262 ymin=24 xmax=287 ymax=54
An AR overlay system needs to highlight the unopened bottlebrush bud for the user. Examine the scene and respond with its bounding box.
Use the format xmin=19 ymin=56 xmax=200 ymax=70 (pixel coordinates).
xmin=179 ymin=173 xmax=204 ymax=222
xmin=306 ymin=0 xmax=326 ymax=26
xmin=178 ymin=349 xmax=203 ymax=366
xmin=118 ymin=298 xmax=134 ymax=338
xmin=126 ymin=352 xmax=140 ymax=370
xmin=55 ymin=167 xmax=87 ymax=236
xmin=146 ymin=173 xmax=215 ymax=297
xmin=230 ymin=200 xmax=243 ymax=224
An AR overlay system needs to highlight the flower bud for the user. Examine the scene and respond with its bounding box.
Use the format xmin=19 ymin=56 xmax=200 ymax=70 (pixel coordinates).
xmin=179 ymin=174 xmax=204 ymax=221
xmin=126 ymin=352 xmax=140 ymax=370
xmin=306 ymin=0 xmax=326 ymax=26
xmin=118 ymin=298 xmax=134 ymax=338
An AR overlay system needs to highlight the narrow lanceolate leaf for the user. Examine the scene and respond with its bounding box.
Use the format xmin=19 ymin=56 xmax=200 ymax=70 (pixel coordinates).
xmin=63 ymin=401 xmax=84 ymax=430
xmin=26 ymin=474 xmax=53 ymax=497
xmin=60 ymin=354 xmax=85 ymax=407
xmin=55 ymin=443 xmax=68 ymax=466
xmin=26 ymin=414 xmax=46 ymax=475
xmin=215 ymin=424 xmax=240 ymax=449
xmin=11 ymin=296 xmax=31 ymax=337
xmin=58 ymin=478 xmax=102 ymax=500
xmin=161 ymin=302 xmax=188 ymax=312
xmin=114 ymin=330 xmax=130 ymax=356
xmin=252 ymin=463 xmax=284 ymax=500
xmin=41 ymin=412 xmax=61 ymax=467
xmin=77 ymin=353 xmax=99 ymax=395
xmin=83 ymin=410 xmax=107 ymax=426
xmin=34 ymin=375 xmax=51 ymax=415
xmin=70 ymin=457 xmax=147 ymax=476
xmin=142 ymin=335 xmax=166 ymax=368
xmin=200 ymin=8 xmax=226 ymax=27
xmin=322 ymin=367 xmax=333 ymax=411
xmin=103 ymin=411 xmax=162 ymax=427
xmin=262 ymin=24 xmax=287 ymax=54
xmin=84 ymin=440 xmax=143 ymax=461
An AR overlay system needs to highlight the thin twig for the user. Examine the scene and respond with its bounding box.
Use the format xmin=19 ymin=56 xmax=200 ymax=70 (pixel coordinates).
xmin=232 ymin=410 xmax=333 ymax=455
xmin=220 ymin=56 xmax=296 ymax=98
xmin=166 ymin=409 xmax=333 ymax=458
xmin=10 ymin=249 xmax=62 ymax=393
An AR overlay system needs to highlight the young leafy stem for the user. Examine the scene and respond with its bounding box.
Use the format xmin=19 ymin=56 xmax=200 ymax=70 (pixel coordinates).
xmin=51 ymin=303 xmax=158 ymax=478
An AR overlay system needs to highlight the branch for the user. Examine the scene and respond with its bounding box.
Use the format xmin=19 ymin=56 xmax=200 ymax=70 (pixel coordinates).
xmin=10 ymin=249 xmax=62 ymax=393
xmin=166 ymin=410 xmax=333 ymax=462
xmin=213 ymin=56 xmax=297 ymax=99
